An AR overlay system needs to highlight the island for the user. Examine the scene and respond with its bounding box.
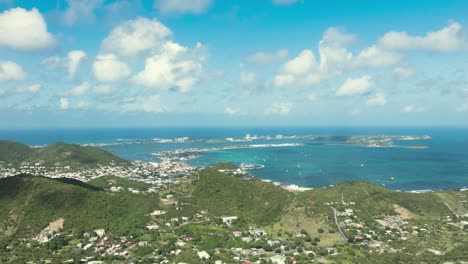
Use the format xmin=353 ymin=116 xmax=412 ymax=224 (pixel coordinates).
xmin=0 ymin=140 xmax=467 ymax=263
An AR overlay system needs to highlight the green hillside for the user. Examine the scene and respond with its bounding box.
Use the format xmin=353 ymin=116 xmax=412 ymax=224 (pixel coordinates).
xmin=190 ymin=167 xmax=292 ymax=225
xmin=0 ymin=140 xmax=32 ymax=164
xmin=0 ymin=175 xmax=159 ymax=237
xmin=0 ymin=140 xmax=129 ymax=169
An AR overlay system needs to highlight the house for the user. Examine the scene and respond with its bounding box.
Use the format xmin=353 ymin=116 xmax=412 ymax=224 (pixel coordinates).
xmin=197 ymin=250 xmax=210 ymax=260
xmin=270 ymin=255 xmax=286 ymax=264
xmin=221 ymin=216 xmax=238 ymax=225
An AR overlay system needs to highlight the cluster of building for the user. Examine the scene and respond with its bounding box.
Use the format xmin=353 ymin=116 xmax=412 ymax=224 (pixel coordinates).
xmin=0 ymin=158 xmax=198 ymax=187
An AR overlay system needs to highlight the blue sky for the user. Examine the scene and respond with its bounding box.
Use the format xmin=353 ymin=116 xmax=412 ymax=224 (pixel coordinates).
xmin=1 ymin=0 xmax=468 ymax=128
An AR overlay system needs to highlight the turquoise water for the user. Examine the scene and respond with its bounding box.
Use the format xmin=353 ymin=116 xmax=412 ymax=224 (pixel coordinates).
xmin=0 ymin=127 xmax=467 ymax=191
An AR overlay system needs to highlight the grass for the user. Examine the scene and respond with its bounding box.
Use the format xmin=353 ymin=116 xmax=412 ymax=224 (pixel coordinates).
xmin=271 ymin=206 xmax=342 ymax=245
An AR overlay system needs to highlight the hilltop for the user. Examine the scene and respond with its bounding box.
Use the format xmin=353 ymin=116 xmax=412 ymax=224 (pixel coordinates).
xmin=0 ymin=140 xmax=129 ymax=169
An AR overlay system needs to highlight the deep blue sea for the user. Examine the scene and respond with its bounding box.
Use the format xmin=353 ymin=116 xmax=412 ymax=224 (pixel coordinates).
xmin=1 ymin=127 xmax=467 ymax=191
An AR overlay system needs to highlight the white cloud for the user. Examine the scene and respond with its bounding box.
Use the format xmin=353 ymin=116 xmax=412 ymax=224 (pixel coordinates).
xmin=307 ymin=93 xmax=317 ymax=103
xmin=246 ymin=50 xmax=288 ymax=65
xmin=93 ymin=54 xmax=131 ymax=82
xmin=265 ymin=102 xmax=292 ymax=115
xmin=274 ymin=27 xmax=400 ymax=88
xmin=379 ymin=22 xmax=467 ymax=52
xmin=0 ymin=8 xmax=56 ymax=51
xmin=0 ymin=88 xmax=4 ymax=96
xmin=240 ymin=72 xmax=257 ymax=87
xmin=354 ymin=45 xmax=402 ymax=67
xmin=16 ymin=84 xmax=41 ymax=94
xmin=282 ymin=49 xmax=316 ymax=76
xmin=93 ymin=84 xmax=113 ymax=95
xmin=61 ymin=0 xmax=103 ymax=26
xmin=42 ymin=50 xmax=87 ymax=79
xmin=350 ymin=109 xmax=361 ymax=116
xmin=67 ymin=51 xmax=87 ymax=79
xmin=101 ymin=17 xmax=172 ymax=58
xmin=402 ymin=105 xmax=425 ymax=113
xmin=122 ymin=95 xmax=168 ymax=113
xmin=68 ymin=82 xmax=90 ymax=96
xmin=456 ymin=103 xmax=468 ymax=112
xmin=155 ymin=0 xmax=214 ymax=14
xmin=0 ymin=61 xmax=26 ymax=81
xmin=336 ymin=75 xmax=374 ymax=97
xmin=321 ymin=27 xmax=357 ymax=47
xmin=274 ymin=49 xmax=319 ymax=87
xmin=77 ymin=100 xmax=89 ymax=109
xmin=132 ymin=42 xmax=205 ymax=93
xmin=60 ymin=98 xmax=70 ymax=110
xmin=272 ymin=0 xmax=298 ymax=5
xmin=393 ymin=66 xmax=415 ymax=79
xmin=225 ymin=107 xmax=240 ymax=115
xmin=366 ymin=93 xmax=387 ymax=106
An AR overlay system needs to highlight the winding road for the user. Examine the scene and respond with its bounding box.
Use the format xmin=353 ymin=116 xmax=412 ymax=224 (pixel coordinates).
xmin=331 ymin=207 xmax=348 ymax=243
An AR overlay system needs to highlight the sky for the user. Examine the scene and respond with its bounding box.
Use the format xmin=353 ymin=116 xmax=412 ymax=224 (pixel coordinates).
xmin=0 ymin=0 xmax=468 ymax=128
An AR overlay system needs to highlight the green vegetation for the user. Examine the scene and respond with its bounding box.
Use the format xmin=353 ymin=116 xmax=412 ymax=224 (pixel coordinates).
xmin=0 ymin=140 xmax=129 ymax=169
xmin=191 ymin=167 xmax=292 ymax=225
xmin=0 ymin=140 xmax=32 ymax=164
xmin=208 ymin=162 xmax=239 ymax=170
xmin=0 ymin=175 xmax=158 ymax=237
xmin=88 ymin=175 xmax=150 ymax=190
xmin=0 ymin=163 xmax=467 ymax=263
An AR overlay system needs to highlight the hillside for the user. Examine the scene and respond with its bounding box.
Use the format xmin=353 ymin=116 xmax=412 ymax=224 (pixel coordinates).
xmin=0 ymin=167 xmax=467 ymax=263
xmin=191 ymin=167 xmax=292 ymax=225
xmin=0 ymin=175 xmax=159 ymax=237
xmin=0 ymin=140 xmax=129 ymax=169
xmin=0 ymin=140 xmax=32 ymax=164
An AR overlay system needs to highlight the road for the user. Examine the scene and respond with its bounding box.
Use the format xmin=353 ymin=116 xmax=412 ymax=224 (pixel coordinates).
xmin=331 ymin=206 xmax=348 ymax=243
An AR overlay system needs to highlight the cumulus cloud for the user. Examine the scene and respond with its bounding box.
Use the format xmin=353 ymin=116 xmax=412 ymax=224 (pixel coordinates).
xmin=155 ymin=0 xmax=214 ymax=14
xmin=225 ymin=107 xmax=240 ymax=115
xmin=77 ymin=101 xmax=89 ymax=109
xmin=402 ymin=105 xmax=425 ymax=113
xmin=61 ymin=0 xmax=103 ymax=26
xmin=122 ymin=95 xmax=168 ymax=113
xmin=42 ymin=50 xmax=87 ymax=79
xmin=93 ymin=84 xmax=113 ymax=95
xmin=67 ymin=51 xmax=87 ymax=78
xmin=379 ymin=22 xmax=467 ymax=52
xmin=101 ymin=17 xmax=172 ymax=58
xmin=246 ymin=50 xmax=288 ymax=65
xmin=0 ymin=61 xmax=26 ymax=81
xmin=240 ymin=72 xmax=257 ymax=87
xmin=456 ymin=103 xmax=468 ymax=112
xmin=101 ymin=17 xmax=207 ymax=93
xmin=60 ymin=98 xmax=70 ymax=110
xmin=68 ymin=82 xmax=90 ymax=96
xmin=16 ymin=84 xmax=41 ymax=94
xmin=132 ymin=42 xmax=205 ymax=93
xmin=307 ymin=93 xmax=317 ymax=103
xmin=366 ymin=92 xmax=387 ymax=106
xmin=336 ymin=75 xmax=374 ymax=97
xmin=274 ymin=27 xmax=400 ymax=88
xmin=265 ymin=102 xmax=292 ymax=115
xmin=354 ymin=45 xmax=402 ymax=67
xmin=393 ymin=66 xmax=415 ymax=79
xmin=0 ymin=8 xmax=56 ymax=51
xmin=93 ymin=54 xmax=131 ymax=82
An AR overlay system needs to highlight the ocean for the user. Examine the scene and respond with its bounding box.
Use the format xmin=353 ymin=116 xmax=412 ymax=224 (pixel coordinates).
xmin=1 ymin=127 xmax=467 ymax=191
